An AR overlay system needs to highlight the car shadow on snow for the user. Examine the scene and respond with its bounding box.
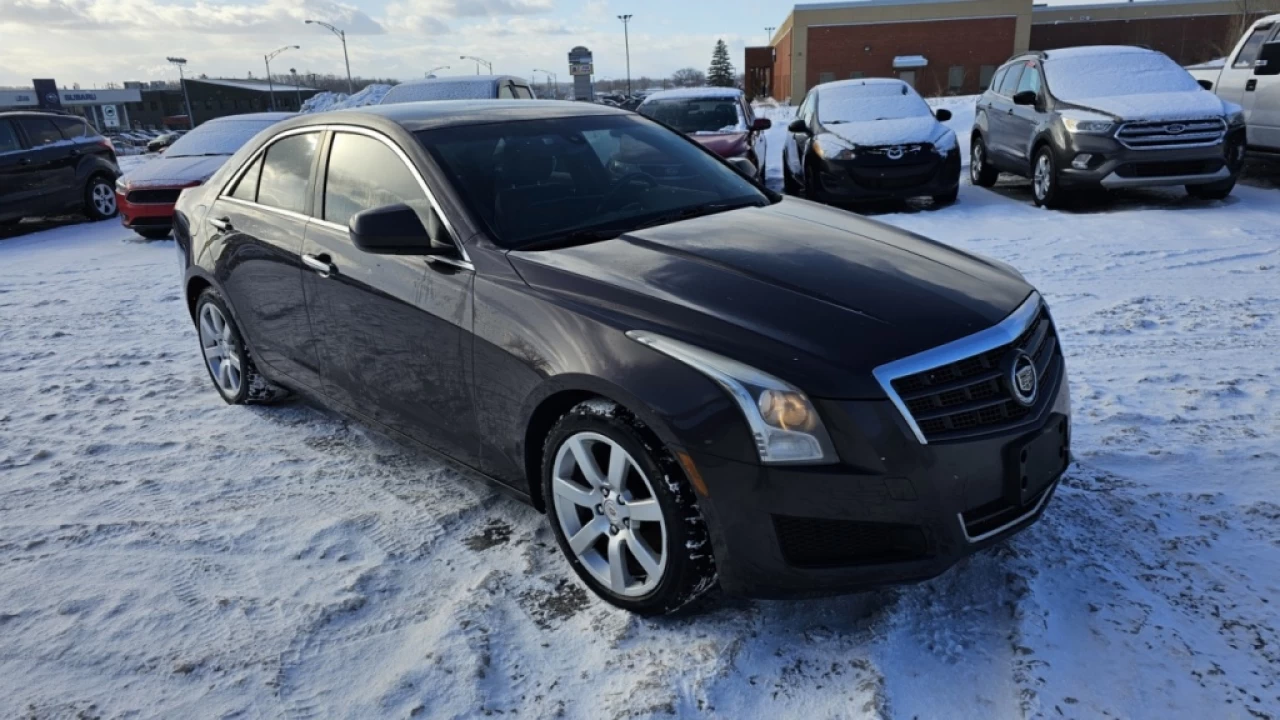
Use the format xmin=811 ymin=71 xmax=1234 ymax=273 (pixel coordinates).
xmin=979 ymin=177 xmax=1247 ymax=214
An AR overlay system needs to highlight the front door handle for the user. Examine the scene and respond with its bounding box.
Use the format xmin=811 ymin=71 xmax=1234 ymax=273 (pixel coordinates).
xmin=208 ymin=216 xmax=231 ymax=232
xmin=1246 ymin=79 xmax=1257 ymax=92
xmin=18 ymin=157 xmax=31 ymax=166
xmin=302 ymin=253 xmax=336 ymax=277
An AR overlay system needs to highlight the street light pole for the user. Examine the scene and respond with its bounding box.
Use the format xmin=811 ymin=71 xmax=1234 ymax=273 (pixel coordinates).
xmin=425 ymin=65 xmax=450 ymax=78
xmin=459 ymin=56 xmax=492 ymax=75
xmin=290 ymin=68 xmax=302 ymax=108
xmin=617 ymin=14 xmax=633 ymax=97
xmin=306 ymin=20 xmax=353 ymax=94
xmin=264 ymin=45 xmax=298 ymax=111
xmin=533 ymin=68 xmax=557 ymax=98
xmin=166 ymin=56 xmax=196 ymax=127
xmin=765 ymin=26 xmax=776 ymax=44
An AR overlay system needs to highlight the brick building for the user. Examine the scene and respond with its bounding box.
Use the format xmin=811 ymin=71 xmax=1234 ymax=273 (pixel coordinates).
xmin=749 ymin=0 xmax=1280 ymax=103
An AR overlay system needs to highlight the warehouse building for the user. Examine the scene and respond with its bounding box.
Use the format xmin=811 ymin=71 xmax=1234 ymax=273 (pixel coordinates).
xmin=123 ymin=78 xmax=320 ymax=129
xmin=748 ymin=0 xmax=1280 ymax=102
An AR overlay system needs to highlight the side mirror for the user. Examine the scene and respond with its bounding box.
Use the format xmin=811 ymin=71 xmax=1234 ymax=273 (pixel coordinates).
xmin=751 ymin=117 xmax=772 ymax=132
xmin=727 ymin=156 xmax=758 ymax=179
xmin=1255 ymin=42 xmax=1280 ymax=76
xmin=934 ymin=108 xmax=953 ymax=122
xmin=787 ymin=118 xmax=810 ymax=134
xmin=1012 ymin=90 xmax=1038 ymax=106
xmin=349 ymin=203 xmax=454 ymax=256
xmin=1197 ymin=78 xmax=1214 ymax=91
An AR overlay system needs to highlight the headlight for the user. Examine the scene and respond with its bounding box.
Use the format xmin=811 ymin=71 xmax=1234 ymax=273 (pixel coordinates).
xmin=115 ymin=178 xmax=128 ymax=194
xmin=815 ymin=140 xmax=855 ymax=161
xmin=932 ymin=129 xmax=957 ymax=155
xmin=626 ymin=331 xmax=837 ymax=464
xmin=1061 ymin=117 xmax=1114 ymax=134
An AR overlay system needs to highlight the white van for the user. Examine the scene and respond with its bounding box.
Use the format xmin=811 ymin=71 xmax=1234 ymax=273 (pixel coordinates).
xmin=1200 ymin=14 xmax=1280 ymax=154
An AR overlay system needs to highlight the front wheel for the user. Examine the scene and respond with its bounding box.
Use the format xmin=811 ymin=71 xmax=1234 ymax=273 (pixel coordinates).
xmin=1031 ymin=147 xmax=1066 ymax=208
xmin=542 ymin=401 xmax=716 ymax=616
xmin=84 ymin=175 xmax=118 ymax=220
xmin=970 ymin=136 xmax=999 ymax=187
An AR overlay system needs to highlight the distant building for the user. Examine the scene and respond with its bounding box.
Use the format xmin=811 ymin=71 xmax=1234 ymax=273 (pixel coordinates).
xmin=124 ymin=77 xmax=320 ymax=129
xmin=748 ymin=0 xmax=1280 ymax=102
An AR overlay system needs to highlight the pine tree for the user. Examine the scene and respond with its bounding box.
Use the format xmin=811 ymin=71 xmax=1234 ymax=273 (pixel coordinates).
xmin=707 ymin=39 xmax=735 ymax=88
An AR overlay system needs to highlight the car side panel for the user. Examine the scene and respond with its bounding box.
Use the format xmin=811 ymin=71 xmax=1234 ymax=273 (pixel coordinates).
xmin=1249 ymin=60 xmax=1280 ymax=150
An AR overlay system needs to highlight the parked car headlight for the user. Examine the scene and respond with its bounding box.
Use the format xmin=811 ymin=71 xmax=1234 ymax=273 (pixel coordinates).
xmin=626 ymin=331 xmax=837 ymax=464
xmin=814 ymin=139 xmax=855 ymax=161
xmin=932 ymin=128 xmax=958 ymax=155
xmin=1061 ymin=117 xmax=1114 ymax=134
xmin=115 ymin=178 xmax=129 ymax=194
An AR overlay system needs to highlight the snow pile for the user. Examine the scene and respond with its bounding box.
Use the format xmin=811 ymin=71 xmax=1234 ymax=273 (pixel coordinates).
xmin=164 ymin=113 xmax=292 ymax=157
xmin=1044 ymin=46 xmax=1202 ymax=101
xmin=301 ymin=84 xmax=393 ymax=114
xmin=378 ymin=78 xmax=499 ymax=105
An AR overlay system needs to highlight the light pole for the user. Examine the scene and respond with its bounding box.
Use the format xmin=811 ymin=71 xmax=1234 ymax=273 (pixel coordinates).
xmin=765 ymin=26 xmax=776 ymax=44
xmin=166 ymin=56 xmax=195 ymax=127
xmin=533 ymin=68 xmax=557 ymax=98
xmin=290 ymin=68 xmax=302 ymax=108
xmin=264 ymin=45 xmax=299 ymax=111
xmin=459 ymin=55 xmax=492 ymax=75
xmin=425 ymin=65 xmax=450 ymax=78
xmin=305 ymin=19 xmax=353 ymax=94
xmin=617 ymin=14 xmax=633 ymax=97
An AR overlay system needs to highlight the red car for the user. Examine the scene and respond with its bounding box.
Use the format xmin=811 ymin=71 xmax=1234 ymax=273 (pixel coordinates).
xmin=116 ymin=113 xmax=292 ymax=239
xmin=637 ymin=87 xmax=770 ymax=180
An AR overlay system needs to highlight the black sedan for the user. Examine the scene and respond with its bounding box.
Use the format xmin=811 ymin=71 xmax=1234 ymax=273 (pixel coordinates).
xmin=173 ymin=100 xmax=1070 ymax=614
xmin=783 ymin=79 xmax=961 ymax=205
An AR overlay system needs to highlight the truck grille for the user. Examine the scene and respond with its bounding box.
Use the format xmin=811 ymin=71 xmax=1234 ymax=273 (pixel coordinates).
xmin=1115 ymin=118 xmax=1226 ymax=150
xmin=887 ymin=301 xmax=1063 ymax=443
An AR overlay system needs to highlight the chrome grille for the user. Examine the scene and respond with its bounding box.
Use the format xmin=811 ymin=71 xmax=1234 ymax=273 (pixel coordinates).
xmin=1115 ymin=118 xmax=1226 ymax=150
xmin=862 ymin=143 xmax=930 ymax=157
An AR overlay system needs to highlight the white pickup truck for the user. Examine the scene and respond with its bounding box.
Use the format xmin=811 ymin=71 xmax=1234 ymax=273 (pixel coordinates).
xmin=1195 ymin=14 xmax=1280 ymax=155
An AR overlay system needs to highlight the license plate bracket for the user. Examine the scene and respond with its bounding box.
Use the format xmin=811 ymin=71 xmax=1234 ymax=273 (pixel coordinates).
xmin=1010 ymin=417 xmax=1069 ymax=505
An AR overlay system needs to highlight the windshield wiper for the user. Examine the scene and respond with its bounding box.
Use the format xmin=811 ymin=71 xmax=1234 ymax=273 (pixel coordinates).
xmin=630 ymin=199 xmax=766 ymax=231
xmin=514 ymin=228 xmax=625 ymax=252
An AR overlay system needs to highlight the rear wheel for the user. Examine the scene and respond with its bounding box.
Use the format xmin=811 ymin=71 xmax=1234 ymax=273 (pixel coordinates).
xmin=542 ymin=401 xmax=716 ymax=616
xmin=1031 ymin=146 xmax=1066 ymax=208
xmin=84 ymin=175 xmax=117 ymax=220
xmin=970 ymin=136 xmax=999 ymax=187
xmin=194 ymin=288 xmax=289 ymax=405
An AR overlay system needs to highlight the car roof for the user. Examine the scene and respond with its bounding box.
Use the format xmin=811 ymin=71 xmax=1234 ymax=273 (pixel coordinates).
xmin=1011 ymin=45 xmax=1160 ymax=64
xmin=293 ymin=99 xmax=630 ymax=133
xmin=818 ymin=78 xmax=908 ymax=92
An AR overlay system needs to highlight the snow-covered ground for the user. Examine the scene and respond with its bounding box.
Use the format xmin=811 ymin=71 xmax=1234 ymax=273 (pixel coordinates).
xmin=2 ymin=118 xmax=1279 ymax=719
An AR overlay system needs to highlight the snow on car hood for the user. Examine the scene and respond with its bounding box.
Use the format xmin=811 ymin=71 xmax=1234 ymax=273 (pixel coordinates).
xmin=824 ymin=116 xmax=941 ymax=148
xmin=1065 ymin=91 xmax=1229 ymax=122
xmin=122 ymin=155 xmax=229 ymax=188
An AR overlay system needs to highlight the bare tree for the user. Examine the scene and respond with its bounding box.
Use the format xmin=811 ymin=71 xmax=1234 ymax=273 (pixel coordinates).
xmin=671 ymin=67 xmax=707 ymax=87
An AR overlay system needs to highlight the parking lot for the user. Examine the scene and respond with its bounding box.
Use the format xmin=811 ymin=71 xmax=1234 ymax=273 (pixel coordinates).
xmin=3 ymin=115 xmax=1278 ymax=718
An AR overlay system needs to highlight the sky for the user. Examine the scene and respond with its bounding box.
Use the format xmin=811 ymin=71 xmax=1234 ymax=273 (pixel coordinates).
xmin=0 ymin=0 xmax=791 ymax=89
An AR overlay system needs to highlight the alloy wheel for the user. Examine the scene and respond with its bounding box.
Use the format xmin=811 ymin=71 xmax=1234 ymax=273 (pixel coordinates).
xmin=971 ymin=144 xmax=984 ymax=182
xmin=551 ymin=431 xmax=667 ymax=597
xmin=1033 ymin=154 xmax=1052 ymax=201
xmin=92 ymin=181 xmax=117 ymax=216
xmin=199 ymin=303 xmax=242 ymax=395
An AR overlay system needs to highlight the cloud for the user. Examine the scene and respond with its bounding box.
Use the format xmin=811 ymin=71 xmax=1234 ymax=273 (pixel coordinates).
xmin=381 ymin=0 xmax=553 ymax=34
xmin=0 ymin=0 xmax=385 ymax=34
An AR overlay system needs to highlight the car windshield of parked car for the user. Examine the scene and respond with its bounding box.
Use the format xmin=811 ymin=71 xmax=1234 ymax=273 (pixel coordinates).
xmin=638 ymin=98 xmax=746 ymax=134
xmin=418 ymin=114 xmax=771 ymax=250
xmin=817 ymin=83 xmax=931 ymax=124
xmin=1043 ymin=50 xmax=1200 ymax=101
xmin=381 ymin=79 xmax=497 ymax=104
xmin=165 ymin=118 xmax=279 ymax=158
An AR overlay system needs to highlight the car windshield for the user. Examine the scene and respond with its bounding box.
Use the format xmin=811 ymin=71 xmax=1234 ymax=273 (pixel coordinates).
xmin=418 ymin=114 xmax=771 ymax=250
xmin=638 ymin=98 xmax=746 ymax=134
xmin=165 ymin=118 xmax=279 ymax=158
xmin=1043 ymin=50 xmax=1200 ymax=100
xmin=381 ymin=80 xmax=496 ymax=104
xmin=818 ymin=83 xmax=931 ymax=124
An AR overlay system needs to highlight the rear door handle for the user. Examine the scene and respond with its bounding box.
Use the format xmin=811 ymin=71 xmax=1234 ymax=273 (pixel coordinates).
xmin=18 ymin=157 xmax=31 ymax=166
xmin=1246 ymin=79 xmax=1257 ymax=92
xmin=208 ymin=216 xmax=231 ymax=232
xmin=302 ymin=253 xmax=336 ymax=277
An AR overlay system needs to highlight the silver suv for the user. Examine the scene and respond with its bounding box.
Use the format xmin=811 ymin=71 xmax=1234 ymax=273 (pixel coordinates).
xmin=971 ymin=46 xmax=1247 ymax=207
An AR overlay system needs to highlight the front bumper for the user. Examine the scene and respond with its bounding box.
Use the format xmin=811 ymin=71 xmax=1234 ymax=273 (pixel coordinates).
xmin=814 ymin=148 xmax=961 ymax=200
xmin=117 ymin=191 xmax=176 ymax=231
xmin=693 ymin=375 xmax=1071 ymax=598
xmin=1056 ymin=126 xmax=1245 ymax=189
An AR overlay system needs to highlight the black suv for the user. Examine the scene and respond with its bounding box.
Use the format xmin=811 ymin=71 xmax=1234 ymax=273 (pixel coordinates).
xmin=0 ymin=111 xmax=120 ymax=225
xmin=971 ymin=46 xmax=1247 ymax=207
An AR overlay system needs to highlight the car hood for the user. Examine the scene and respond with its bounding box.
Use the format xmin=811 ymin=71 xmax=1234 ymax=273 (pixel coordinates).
xmin=509 ymin=198 xmax=1032 ymax=398
xmin=1062 ymin=91 xmax=1228 ymax=121
xmin=689 ymin=132 xmax=749 ymax=157
xmin=823 ymin=116 xmax=940 ymax=148
xmin=122 ymin=154 xmax=230 ymax=188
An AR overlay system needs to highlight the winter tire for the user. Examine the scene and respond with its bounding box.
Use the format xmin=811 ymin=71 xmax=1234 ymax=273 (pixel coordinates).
xmin=1031 ymin=146 xmax=1066 ymax=208
xmin=195 ymin=288 xmax=289 ymax=405
xmin=542 ymin=400 xmax=716 ymax=616
xmin=969 ymin=136 xmax=999 ymax=188
xmin=84 ymin=175 xmax=118 ymax=220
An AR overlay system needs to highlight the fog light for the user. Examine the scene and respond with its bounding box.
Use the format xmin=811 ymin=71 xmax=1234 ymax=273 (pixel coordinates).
xmin=1071 ymin=154 xmax=1094 ymax=170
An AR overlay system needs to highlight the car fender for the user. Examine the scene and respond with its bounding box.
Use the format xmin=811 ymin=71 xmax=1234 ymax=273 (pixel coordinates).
xmin=74 ymin=154 xmax=119 ymax=185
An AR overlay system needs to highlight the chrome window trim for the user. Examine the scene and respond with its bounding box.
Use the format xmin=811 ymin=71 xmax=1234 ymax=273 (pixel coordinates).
xmin=221 ymin=194 xmax=312 ymax=225
xmin=958 ymin=475 xmax=1058 ymax=544
xmin=871 ymin=291 xmax=1042 ymax=446
xmin=217 ymin=123 xmax=471 ymax=264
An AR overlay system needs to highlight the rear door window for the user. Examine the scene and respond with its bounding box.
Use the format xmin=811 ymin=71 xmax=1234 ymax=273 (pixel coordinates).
xmin=16 ymin=117 xmax=64 ymax=146
xmin=229 ymin=155 xmax=263 ymax=202
xmin=1234 ymin=24 xmax=1274 ymax=68
xmin=51 ymin=117 xmax=90 ymax=139
xmin=0 ymin=119 xmax=21 ymax=153
xmin=322 ymin=132 xmax=427 ymax=227
xmin=256 ymin=133 xmax=320 ymax=215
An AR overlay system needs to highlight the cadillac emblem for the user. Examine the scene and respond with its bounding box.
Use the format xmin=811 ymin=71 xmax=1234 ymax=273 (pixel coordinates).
xmin=1008 ymin=351 xmax=1038 ymax=407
